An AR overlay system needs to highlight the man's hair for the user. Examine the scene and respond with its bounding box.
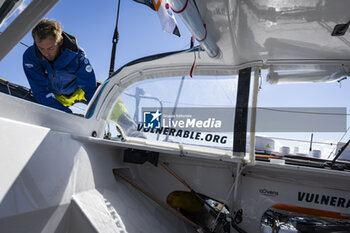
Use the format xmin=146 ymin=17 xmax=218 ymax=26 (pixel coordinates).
xmin=32 ymin=19 xmax=63 ymax=43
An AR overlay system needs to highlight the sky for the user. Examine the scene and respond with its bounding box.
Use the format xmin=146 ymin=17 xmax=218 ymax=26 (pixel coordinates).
xmin=0 ymin=0 xmax=349 ymax=158
xmin=257 ymin=79 xmax=350 ymax=158
xmin=0 ymin=0 xmax=193 ymax=86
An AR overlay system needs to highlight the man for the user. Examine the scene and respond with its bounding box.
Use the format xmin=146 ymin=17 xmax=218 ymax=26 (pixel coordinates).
xmin=23 ymin=19 xmax=97 ymax=113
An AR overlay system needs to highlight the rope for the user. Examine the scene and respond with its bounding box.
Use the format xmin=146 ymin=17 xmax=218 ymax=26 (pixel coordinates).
xmin=328 ymin=126 xmax=350 ymax=158
xmin=189 ymin=36 xmax=196 ymax=77
xmin=266 ymin=136 xmax=336 ymax=146
xmin=260 ymin=107 xmax=350 ymax=116
xmin=20 ymin=42 xmax=29 ymax=48
xmin=158 ymin=161 xmax=192 ymax=191
xmin=190 ymin=48 xmax=196 ymax=78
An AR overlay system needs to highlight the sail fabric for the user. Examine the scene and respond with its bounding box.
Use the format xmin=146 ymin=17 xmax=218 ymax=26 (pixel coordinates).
xmin=133 ymin=0 xmax=180 ymax=37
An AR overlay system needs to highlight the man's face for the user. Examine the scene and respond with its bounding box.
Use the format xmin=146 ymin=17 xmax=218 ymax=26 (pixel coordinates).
xmin=35 ymin=36 xmax=62 ymax=62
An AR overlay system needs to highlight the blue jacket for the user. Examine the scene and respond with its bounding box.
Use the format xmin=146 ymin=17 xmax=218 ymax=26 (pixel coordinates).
xmin=23 ymin=32 xmax=97 ymax=113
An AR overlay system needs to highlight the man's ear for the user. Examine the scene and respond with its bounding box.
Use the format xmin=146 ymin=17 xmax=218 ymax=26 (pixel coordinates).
xmin=58 ymin=39 xmax=63 ymax=46
xmin=33 ymin=36 xmax=39 ymax=45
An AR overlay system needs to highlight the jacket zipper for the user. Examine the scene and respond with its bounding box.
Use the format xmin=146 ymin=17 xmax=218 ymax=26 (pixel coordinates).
xmin=51 ymin=63 xmax=60 ymax=95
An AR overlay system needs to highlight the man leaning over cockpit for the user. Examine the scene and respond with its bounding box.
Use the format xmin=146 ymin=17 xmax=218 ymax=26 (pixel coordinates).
xmin=23 ymin=19 xmax=97 ymax=113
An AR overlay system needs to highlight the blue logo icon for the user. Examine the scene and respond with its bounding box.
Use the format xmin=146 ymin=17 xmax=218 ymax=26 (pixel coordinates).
xmin=143 ymin=110 xmax=162 ymax=129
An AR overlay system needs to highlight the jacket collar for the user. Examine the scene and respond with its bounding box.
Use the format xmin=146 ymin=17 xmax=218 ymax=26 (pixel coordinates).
xmin=61 ymin=32 xmax=78 ymax=53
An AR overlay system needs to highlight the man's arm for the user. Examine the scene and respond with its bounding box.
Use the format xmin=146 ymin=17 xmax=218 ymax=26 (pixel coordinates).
xmin=23 ymin=49 xmax=72 ymax=113
xmin=75 ymin=49 xmax=97 ymax=103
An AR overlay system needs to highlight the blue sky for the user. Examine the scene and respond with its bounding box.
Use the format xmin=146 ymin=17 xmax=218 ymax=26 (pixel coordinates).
xmin=0 ymin=0 xmax=349 ymax=157
xmin=0 ymin=0 xmax=193 ymax=86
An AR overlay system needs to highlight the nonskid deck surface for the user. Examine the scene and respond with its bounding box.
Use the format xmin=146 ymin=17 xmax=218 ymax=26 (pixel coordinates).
xmin=0 ymin=186 xmax=198 ymax=233
xmin=70 ymin=187 xmax=197 ymax=233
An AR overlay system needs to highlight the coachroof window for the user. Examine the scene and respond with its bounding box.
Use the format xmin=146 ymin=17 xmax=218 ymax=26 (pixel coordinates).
xmin=106 ymin=75 xmax=239 ymax=151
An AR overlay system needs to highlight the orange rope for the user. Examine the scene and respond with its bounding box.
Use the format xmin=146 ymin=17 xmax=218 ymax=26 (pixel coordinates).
xmin=256 ymin=154 xmax=282 ymax=159
xmin=158 ymin=161 xmax=192 ymax=191
xmin=273 ymin=204 xmax=350 ymax=220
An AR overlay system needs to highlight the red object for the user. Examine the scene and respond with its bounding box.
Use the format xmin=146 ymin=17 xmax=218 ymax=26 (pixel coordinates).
xmin=171 ymin=0 xmax=188 ymax=14
xmin=190 ymin=50 xmax=196 ymax=78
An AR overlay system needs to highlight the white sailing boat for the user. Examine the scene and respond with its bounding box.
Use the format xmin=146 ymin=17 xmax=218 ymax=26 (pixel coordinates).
xmin=0 ymin=0 xmax=350 ymax=232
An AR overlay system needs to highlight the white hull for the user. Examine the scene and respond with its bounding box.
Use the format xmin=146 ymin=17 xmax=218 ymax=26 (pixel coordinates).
xmin=1 ymin=93 xmax=349 ymax=232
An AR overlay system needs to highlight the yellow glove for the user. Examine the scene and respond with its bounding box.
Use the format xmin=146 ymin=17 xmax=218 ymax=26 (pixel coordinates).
xmin=54 ymin=88 xmax=87 ymax=107
xmin=110 ymin=99 xmax=129 ymax=122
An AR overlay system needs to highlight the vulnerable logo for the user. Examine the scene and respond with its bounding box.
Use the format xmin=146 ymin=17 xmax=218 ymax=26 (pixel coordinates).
xmin=259 ymin=188 xmax=279 ymax=197
xmin=143 ymin=110 xmax=162 ymax=129
xmin=297 ymin=192 xmax=350 ymax=208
